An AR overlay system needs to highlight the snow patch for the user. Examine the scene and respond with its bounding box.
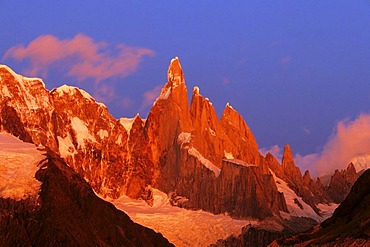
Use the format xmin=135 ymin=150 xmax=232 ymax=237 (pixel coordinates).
xmin=224 ymin=150 xmax=234 ymax=159
xmin=119 ymin=117 xmax=136 ymax=133
xmin=54 ymin=84 xmax=107 ymax=108
xmin=97 ymin=129 xmax=109 ymax=139
xmin=70 ymin=117 xmax=96 ymax=148
xmin=223 ymin=159 xmax=256 ymax=167
xmin=55 ymin=85 xmax=93 ymax=100
xmin=317 ymin=203 xmax=339 ymax=221
xmin=1 ymin=85 xmax=11 ymax=97
xmin=226 ymin=102 xmax=233 ymax=109
xmin=188 ymin=147 xmax=220 ymax=176
xmin=101 ymin=188 xmax=256 ymax=247
xmin=57 ymin=134 xmax=76 ymax=158
xmin=0 ymin=132 xmax=46 ymax=201
xmin=270 ymin=169 xmax=322 ymax=221
xmin=209 ymin=128 xmax=216 ymax=136
xmin=177 ymin=132 xmax=191 ymax=148
xmin=193 ymin=86 xmax=200 ymax=95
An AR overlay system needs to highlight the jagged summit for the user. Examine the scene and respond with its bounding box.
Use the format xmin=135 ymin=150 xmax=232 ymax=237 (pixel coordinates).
xmin=0 ymin=64 xmax=46 ymax=88
xmin=167 ymin=56 xmax=184 ymax=86
xmin=0 ymin=60 xmax=362 ymax=229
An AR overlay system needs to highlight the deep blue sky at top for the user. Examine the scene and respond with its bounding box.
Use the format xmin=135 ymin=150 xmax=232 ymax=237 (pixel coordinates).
xmin=1 ymin=1 xmax=370 ymax=157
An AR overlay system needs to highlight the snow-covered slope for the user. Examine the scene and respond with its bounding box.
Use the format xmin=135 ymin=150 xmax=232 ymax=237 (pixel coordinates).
xmin=103 ymin=189 xmax=257 ymax=247
xmin=0 ymin=132 xmax=46 ymax=200
xmin=270 ymin=169 xmax=337 ymax=222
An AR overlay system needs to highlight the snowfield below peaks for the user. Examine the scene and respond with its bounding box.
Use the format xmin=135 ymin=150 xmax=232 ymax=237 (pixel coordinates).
xmin=102 ymin=189 xmax=256 ymax=247
xmin=270 ymin=169 xmax=338 ymax=222
xmin=0 ymin=133 xmax=46 ymax=201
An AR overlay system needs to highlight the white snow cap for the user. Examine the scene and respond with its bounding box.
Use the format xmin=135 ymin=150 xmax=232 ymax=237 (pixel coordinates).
xmin=55 ymin=85 xmax=93 ymax=100
xmin=171 ymin=56 xmax=179 ymax=63
xmin=0 ymin=64 xmax=46 ymax=88
xmin=54 ymin=84 xmax=107 ymax=108
xmin=226 ymin=102 xmax=233 ymax=109
xmin=167 ymin=57 xmax=184 ymax=86
xmin=193 ymin=86 xmax=200 ymax=95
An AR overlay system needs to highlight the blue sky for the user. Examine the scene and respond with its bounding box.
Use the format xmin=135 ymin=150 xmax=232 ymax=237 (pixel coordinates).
xmin=1 ymin=1 xmax=370 ymax=173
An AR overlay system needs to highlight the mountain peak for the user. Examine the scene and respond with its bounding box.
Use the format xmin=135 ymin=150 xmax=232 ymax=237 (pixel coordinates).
xmin=167 ymin=57 xmax=184 ymax=86
xmin=0 ymin=64 xmax=46 ymax=89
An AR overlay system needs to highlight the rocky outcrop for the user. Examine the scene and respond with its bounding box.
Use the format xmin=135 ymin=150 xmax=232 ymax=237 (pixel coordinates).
xmin=0 ymin=148 xmax=173 ymax=246
xmin=211 ymin=226 xmax=283 ymax=247
xmin=220 ymin=103 xmax=260 ymax=166
xmin=271 ymin=169 xmax=370 ymax=246
xmin=211 ymin=217 xmax=318 ymax=247
xmin=190 ymin=86 xmax=224 ymax=166
xmin=325 ymin=162 xmax=362 ymax=203
xmin=145 ymin=57 xmax=192 ymax=194
xmin=281 ymin=144 xmax=303 ymax=188
xmin=173 ymin=155 xmax=288 ymax=219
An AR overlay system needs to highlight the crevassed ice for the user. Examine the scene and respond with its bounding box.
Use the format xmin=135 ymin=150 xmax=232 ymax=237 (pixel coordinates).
xmin=0 ymin=132 xmax=46 ymax=201
xmin=102 ymin=189 xmax=256 ymax=247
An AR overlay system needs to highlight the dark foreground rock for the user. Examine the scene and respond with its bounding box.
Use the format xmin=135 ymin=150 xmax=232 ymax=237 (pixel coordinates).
xmin=270 ymin=169 xmax=370 ymax=246
xmin=0 ymin=151 xmax=173 ymax=247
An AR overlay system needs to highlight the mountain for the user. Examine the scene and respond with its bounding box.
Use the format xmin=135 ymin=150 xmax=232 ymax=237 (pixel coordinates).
xmin=0 ymin=133 xmax=173 ymax=246
xmin=0 ymin=59 xmax=365 ymax=245
xmin=270 ymin=168 xmax=370 ymax=246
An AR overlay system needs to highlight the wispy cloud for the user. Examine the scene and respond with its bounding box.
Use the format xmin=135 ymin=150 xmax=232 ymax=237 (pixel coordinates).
xmin=140 ymin=84 xmax=162 ymax=111
xmin=3 ymin=33 xmax=155 ymax=82
xmin=261 ymin=114 xmax=370 ymax=176
xmin=302 ymin=127 xmax=311 ymax=134
xmin=290 ymin=114 xmax=370 ymax=176
xmin=222 ymin=76 xmax=231 ymax=85
xmin=305 ymin=114 xmax=370 ymax=176
xmin=260 ymin=144 xmax=284 ymax=162
xmin=280 ymin=56 xmax=291 ymax=64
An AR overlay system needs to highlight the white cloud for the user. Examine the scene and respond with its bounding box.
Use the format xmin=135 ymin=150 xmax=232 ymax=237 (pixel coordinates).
xmin=296 ymin=113 xmax=370 ymax=176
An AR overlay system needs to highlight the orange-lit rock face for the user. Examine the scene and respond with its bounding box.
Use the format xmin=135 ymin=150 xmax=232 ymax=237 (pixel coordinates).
xmin=220 ymin=103 xmax=260 ymax=165
xmin=2 ymin=59 xmax=358 ymax=221
xmin=190 ymin=87 xmax=223 ymax=167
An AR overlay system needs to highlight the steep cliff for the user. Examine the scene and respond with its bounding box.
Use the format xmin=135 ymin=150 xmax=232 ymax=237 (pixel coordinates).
xmin=0 ymin=133 xmax=173 ymax=246
xmin=270 ymin=169 xmax=370 ymax=246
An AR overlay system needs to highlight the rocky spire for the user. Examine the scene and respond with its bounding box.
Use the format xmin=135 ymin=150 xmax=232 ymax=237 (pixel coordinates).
xmin=190 ymin=86 xmax=223 ymax=165
xmin=219 ymin=103 xmax=260 ymax=165
xmin=282 ymin=144 xmax=302 ymax=185
xmin=303 ymin=170 xmax=312 ymax=186
xmin=167 ymin=57 xmax=184 ymax=86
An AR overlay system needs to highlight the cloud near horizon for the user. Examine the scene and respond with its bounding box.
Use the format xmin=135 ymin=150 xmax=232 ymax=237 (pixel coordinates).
xmin=260 ymin=113 xmax=370 ymax=177
xmin=140 ymin=84 xmax=163 ymax=111
xmin=3 ymin=33 xmax=155 ymax=83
